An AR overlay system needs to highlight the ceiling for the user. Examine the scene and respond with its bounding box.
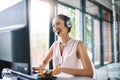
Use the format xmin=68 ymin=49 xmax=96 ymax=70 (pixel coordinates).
xmin=95 ymin=0 xmax=120 ymax=15
xmin=115 ymin=0 xmax=120 ymax=15
xmin=110 ymin=0 xmax=120 ymax=15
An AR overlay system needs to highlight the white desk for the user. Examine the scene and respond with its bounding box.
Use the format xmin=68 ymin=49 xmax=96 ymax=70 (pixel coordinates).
xmin=1 ymin=77 xmax=95 ymax=80
xmin=57 ymin=77 xmax=95 ymax=80
xmin=55 ymin=73 xmax=95 ymax=80
xmin=1 ymin=76 xmax=95 ymax=80
xmin=0 ymin=72 xmax=95 ymax=80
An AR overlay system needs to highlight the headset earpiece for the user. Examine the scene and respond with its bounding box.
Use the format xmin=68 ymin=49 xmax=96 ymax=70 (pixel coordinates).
xmin=66 ymin=20 xmax=72 ymax=28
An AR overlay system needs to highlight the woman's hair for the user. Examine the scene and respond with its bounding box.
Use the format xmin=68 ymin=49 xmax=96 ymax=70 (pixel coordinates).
xmin=56 ymin=14 xmax=72 ymax=33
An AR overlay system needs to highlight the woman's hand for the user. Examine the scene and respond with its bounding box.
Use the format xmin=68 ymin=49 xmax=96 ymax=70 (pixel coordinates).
xmin=32 ymin=65 xmax=63 ymax=76
xmin=55 ymin=67 xmax=62 ymax=74
xmin=44 ymin=67 xmax=62 ymax=76
xmin=51 ymin=66 xmax=62 ymax=75
xmin=32 ymin=65 xmax=44 ymax=73
xmin=32 ymin=67 xmax=39 ymax=73
xmin=43 ymin=69 xmax=52 ymax=75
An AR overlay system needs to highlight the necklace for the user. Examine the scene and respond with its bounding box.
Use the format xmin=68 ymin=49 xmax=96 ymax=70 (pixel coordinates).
xmin=59 ymin=35 xmax=70 ymax=66
xmin=59 ymin=42 xmax=66 ymax=67
xmin=59 ymin=56 xmax=64 ymax=67
xmin=61 ymin=43 xmax=66 ymax=48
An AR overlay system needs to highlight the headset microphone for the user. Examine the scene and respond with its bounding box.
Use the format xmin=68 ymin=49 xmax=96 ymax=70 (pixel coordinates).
xmin=57 ymin=30 xmax=62 ymax=35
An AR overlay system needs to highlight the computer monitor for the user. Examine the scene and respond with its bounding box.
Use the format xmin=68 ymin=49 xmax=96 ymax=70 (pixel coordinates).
xmin=0 ymin=0 xmax=32 ymax=79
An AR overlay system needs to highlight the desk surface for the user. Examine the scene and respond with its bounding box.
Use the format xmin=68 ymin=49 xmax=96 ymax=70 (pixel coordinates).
xmin=55 ymin=73 xmax=95 ymax=80
xmin=1 ymin=77 xmax=95 ymax=80
xmin=1 ymin=76 xmax=95 ymax=80
xmin=1 ymin=73 xmax=95 ymax=80
xmin=57 ymin=77 xmax=95 ymax=80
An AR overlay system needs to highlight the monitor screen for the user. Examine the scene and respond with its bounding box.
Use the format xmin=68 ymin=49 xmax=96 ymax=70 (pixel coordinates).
xmin=0 ymin=32 xmax=12 ymax=62
xmin=0 ymin=0 xmax=32 ymax=79
xmin=0 ymin=27 xmax=32 ymax=78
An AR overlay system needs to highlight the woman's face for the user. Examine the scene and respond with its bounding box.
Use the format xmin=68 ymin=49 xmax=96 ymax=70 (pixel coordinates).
xmin=52 ymin=17 xmax=68 ymax=36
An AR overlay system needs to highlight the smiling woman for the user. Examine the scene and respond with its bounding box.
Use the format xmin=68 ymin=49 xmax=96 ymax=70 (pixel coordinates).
xmin=30 ymin=0 xmax=50 ymax=68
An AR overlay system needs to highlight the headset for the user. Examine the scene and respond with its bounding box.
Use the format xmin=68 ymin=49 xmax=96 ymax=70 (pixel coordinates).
xmin=66 ymin=20 xmax=72 ymax=28
xmin=64 ymin=16 xmax=72 ymax=33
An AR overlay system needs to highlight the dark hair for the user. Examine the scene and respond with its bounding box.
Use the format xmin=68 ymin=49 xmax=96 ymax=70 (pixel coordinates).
xmin=56 ymin=14 xmax=72 ymax=33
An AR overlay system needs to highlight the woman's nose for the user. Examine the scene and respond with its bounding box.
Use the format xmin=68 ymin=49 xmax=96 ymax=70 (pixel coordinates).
xmin=53 ymin=27 xmax=58 ymax=32
xmin=54 ymin=25 xmax=58 ymax=28
xmin=54 ymin=25 xmax=59 ymax=30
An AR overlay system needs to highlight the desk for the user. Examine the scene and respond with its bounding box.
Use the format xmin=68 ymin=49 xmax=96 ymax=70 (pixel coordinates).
xmin=107 ymin=63 xmax=120 ymax=80
xmin=55 ymin=73 xmax=95 ymax=80
xmin=1 ymin=73 xmax=95 ymax=80
xmin=1 ymin=76 xmax=95 ymax=80
xmin=57 ymin=77 xmax=95 ymax=80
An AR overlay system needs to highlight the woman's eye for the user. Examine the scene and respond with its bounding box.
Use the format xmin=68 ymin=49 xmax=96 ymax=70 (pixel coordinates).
xmin=56 ymin=23 xmax=60 ymax=26
xmin=52 ymin=23 xmax=60 ymax=27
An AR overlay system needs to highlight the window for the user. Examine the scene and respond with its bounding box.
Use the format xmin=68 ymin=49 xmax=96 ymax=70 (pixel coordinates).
xmin=102 ymin=9 xmax=111 ymax=21
xmin=103 ymin=21 xmax=112 ymax=64
xmin=30 ymin=0 xmax=50 ymax=68
xmin=85 ymin=14 xmax=92 ymax=51
xmin=93 ymin=19 xmax=100 ymax=65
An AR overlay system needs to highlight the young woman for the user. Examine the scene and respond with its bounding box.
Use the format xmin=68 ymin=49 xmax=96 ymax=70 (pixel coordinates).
xmin=33 ymin=14 xmax=94 ymax=78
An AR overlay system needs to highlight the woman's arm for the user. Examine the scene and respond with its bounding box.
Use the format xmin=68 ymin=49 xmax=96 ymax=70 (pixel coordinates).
xmin=32 ymin=42 xmax=54 ymax=72
xmin=40 ymin=44 xmax=53 ymax=68
xmin=57 ymin=41 xmax=93 ymax=78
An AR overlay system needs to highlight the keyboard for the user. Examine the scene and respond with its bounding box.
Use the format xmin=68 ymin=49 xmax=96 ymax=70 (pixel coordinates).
xmin=2 ymin=68 xmax=37 ymax=80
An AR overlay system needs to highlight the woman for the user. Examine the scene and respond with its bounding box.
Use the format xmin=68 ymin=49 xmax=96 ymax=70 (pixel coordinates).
xmin=33 ymin=14 xmax=94 ymax=78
